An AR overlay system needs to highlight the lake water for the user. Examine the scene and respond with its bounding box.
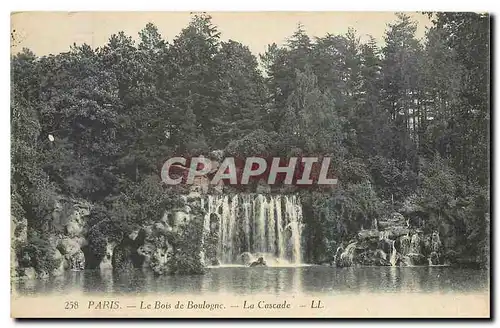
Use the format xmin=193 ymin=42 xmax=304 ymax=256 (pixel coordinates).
xmin=14 ymin=266 xmax=489 ymax=296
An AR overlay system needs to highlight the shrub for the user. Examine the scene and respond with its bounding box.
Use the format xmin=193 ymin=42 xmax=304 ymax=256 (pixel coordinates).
xmin=17 ymin=232 xmax=61 ymax=275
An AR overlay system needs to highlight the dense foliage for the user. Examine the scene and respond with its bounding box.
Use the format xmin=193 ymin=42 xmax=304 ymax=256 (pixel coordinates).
xmin=11 ymin=13 xmax=490 ymax=269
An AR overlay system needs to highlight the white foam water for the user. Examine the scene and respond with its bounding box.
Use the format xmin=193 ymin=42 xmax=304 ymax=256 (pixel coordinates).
xmin=203 ymin=194 xmax=304 ymax=266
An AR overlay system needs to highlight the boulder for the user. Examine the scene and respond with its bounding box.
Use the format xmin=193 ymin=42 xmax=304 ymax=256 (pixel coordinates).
xmin=406 ymin=253 xmax=427 ymax=266
xmin=128 ymin=230 xmax=140 ymax=241
xmin=384 ymin=226 xmax=410 ymax=239
xmin=111 ymin=243 xmax=135 ymax=271
xmin=51 ymin=250 xmax=65 ymax=276
xmin=389 ymin=212 xmax=406 ymax=224
xmin=36 ymin=270 xmax=50 ymax=279
xmin=17 ymin=267 xmax=36 ymax=280
xmin=209 ymin=149 xmax=224 ymax=162
xmin=12 ymin=216 xmax=28 ymax=244
xmin=99 ymin=240 xmax=116 ymax=270
xmin=336 ymin=242 xmax=357 ymax=267
xmin=57 ymin=238 xmax=86 ymax=270
xmin=400 ymin=195 xmax=424 ymax=215
xmin=148 ymin=248 xmax=169 ymax=275
xmin=376 ymin=221 xmax=391 ymax=230
xmin=51 ymin=198 xmax=91 ymax=236
xmin=356 ymin=238 xmax=379 ymax=251
xmin=378 ymin=239 xmax=392 ymax=255
xmin=24 ymin=197 xmax=93 ymax=276
xmin=138 ymin=222 xmax=173 ymax=274
xmin=443 ymin=249 xmax=459 ymax=264
xmin=249 ymin=257 xmax=267 ymax=267
xmin=69 ymin=250 xmax=85 ymax=270
xmin=429 ymin=251 xmax=440 ymax=265
xmin=378 ymin=212 xmax=407 ymax=230
xmin=173 ymin=211 xmax=191 ymax=229
xmin=58 ymin=238 xmax=82 ymax=255
xmin=187 ymin=191 xmax=202 ymax=202
xmin=397 ymin=235 xmax=412 ymax=256
xmin=66 ymin=218 xmax=84 ymax=237
xmin=240 ymin=252 xmax=255 ymax=265
xmin=357 ymin=229 xmax=380 ymax=240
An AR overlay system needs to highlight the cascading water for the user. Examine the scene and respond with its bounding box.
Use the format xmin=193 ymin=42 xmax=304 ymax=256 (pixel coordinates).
xmin=379 ymin=231 xmax=397 ymax=267
xmin=430 ymin=232 xmax=442 ymax=253
xmin=429 ymin=231 xmax=442 ymax=265
xmin=399 ymin=235 xmax=411 ymax=256
xmin=339 ymin=242 xmax=357 ymax=266
xmin=202 ymin=194 xmax=304 ymax=266
xmin=389 ymin=240 xmax=397 ymax=266
xmin=409 ymin=233 xmax=421 ymax=254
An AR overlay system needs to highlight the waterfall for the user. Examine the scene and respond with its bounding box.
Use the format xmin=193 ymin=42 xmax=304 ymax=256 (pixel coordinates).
xmin=409 ymin=233 xmax=421 ymax=254
xmin=285 ymin=195 xmax=303 ymax=264
xmin=389 ymin=240 xmax=397 ymax=266
xmin=428 ymin=231 xmax=442 ymax=265
xmin=431 ymin=232 xmax=442 ymax=252
xmin=203 ymin=194 xmax=304 ymax=266
xmin=379 ymin=231 xmax=398 ymax=267
xmin=256 ymin=194 xmax=266 ymax=253
xmin=399 ymin=235 xmax=411 ymax=256
xmin=275 ymin=196 xmax=285 ymax=259
xmin=339 ymin=242 xmax=357 ymax=267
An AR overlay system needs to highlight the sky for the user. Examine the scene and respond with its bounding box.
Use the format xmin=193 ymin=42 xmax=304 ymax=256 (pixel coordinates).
xmin=11 ymin=12 xmax=432 ymax=56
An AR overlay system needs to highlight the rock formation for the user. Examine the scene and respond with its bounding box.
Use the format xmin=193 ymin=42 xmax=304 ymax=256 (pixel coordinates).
xmin=335 ymin=211 xmax=444 ymax=267
xmin=12 ymin=196 xmax=92 ymax=279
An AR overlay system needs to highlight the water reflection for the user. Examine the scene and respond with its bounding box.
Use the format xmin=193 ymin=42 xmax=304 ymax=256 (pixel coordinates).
xmin=14 ymin=266 xmax=488 ymax=296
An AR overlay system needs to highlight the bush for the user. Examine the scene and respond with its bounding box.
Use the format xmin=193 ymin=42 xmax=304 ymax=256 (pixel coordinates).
xmin=225 ymin=129 xmax=279 ymax=158
xmin=166 ymin=216 xmax=206 ymax=275
xmin=17 ymin=232 xmax=61 ymax=275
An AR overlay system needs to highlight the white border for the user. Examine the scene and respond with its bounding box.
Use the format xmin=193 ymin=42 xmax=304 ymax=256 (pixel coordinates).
xmin=2 ymin=1 xmax=496 ymax=327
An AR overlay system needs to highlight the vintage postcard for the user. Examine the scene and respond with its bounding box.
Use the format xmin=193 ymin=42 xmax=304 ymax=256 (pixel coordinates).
xmin=10 ymin=11 xmax=490 ymax=318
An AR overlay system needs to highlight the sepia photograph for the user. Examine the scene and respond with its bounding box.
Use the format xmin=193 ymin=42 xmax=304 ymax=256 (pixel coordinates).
xmin=9 ymin=11 xmax=490 ymax=318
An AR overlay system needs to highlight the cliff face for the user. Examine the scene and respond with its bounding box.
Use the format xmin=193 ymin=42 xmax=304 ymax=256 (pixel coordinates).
xmin=11 ymin=215 xmax=28 ymax=278
xmin=12 ymin=197 xmax=92 ymax=279
xmin=12 ymin=189 xmax=207 ymax=279
xmin=53 ymin=198 xmax=92 ymax=272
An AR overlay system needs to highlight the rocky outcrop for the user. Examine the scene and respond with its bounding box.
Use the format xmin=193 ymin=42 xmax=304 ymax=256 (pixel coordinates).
xmin=111 ymin=235 xmax=141 ymax=271
xmin=12 ymin=197 xmax=92 ymax=279
xmin=99 ymin=240 xmax=116 ymax=270
xmin=11 ymin=215 xmax=28 ymax=279
xmin=16 ymin=267 xmax=37 ymax=280
xmin=335 ymin=212 xmax=444 ymax=267
xmin=52 ymin=249 xmax=66 ymax=276
xmin=57 ymin=237 xmax=87 ymax=270
xmin=51 ymin=197 xmax=92 ymax=271
xmin=240 ymin=252 xmax=254 ymax=265
xmin=108 ymin=192 xmax=205 ymax=275
xmin=50 ymin=197 xmax=91 ymax=236
xmin=137 ymin=215 xmax=173 ymax=275
xmin=249 ymin=257 xmax=267 ymax=267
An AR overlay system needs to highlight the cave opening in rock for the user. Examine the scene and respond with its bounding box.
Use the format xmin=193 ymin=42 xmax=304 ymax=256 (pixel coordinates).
xmin=81 ymin=245 xmax=104 ymax=270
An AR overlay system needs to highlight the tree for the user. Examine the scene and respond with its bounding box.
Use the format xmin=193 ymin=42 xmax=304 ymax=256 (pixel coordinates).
xmin=170 ymin=14 xmax=223 ymax=147
xmin=381 ymin=13 xmax=423 ymax=165
xmin=215 ymin=40 xmax=269 ymax=146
